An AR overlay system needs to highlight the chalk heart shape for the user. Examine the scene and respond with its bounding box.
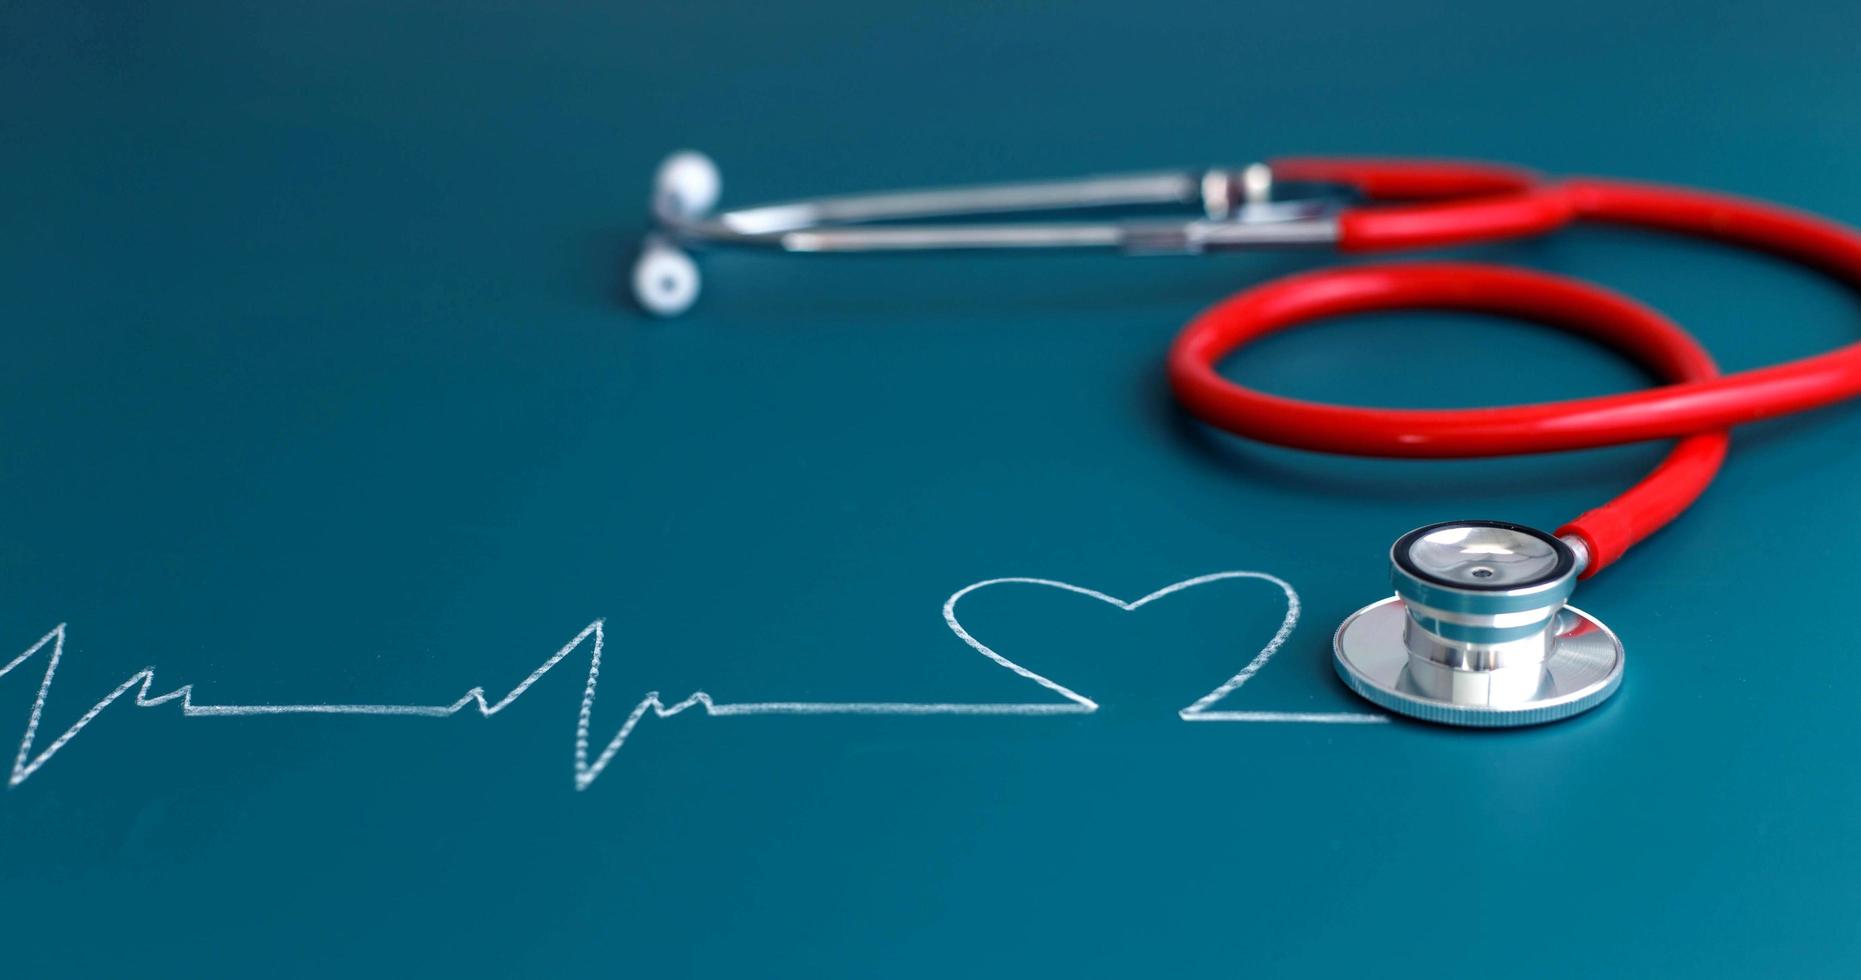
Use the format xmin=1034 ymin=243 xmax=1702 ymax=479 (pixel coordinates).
xmin=941 ymin=571 xmax=1336 ymax=719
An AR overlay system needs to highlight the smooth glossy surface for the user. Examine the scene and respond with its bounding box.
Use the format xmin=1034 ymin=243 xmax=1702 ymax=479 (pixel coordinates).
xmin=1389 ymin=522 xmax=1577 ymax=656
xmin=1363 ymin=520 xmax=1599 ymax=713
xmin=1406 ymin=524 xmax=1561 ymax=587
xmin=1334 ymin=597 xmax=1624 ymax=726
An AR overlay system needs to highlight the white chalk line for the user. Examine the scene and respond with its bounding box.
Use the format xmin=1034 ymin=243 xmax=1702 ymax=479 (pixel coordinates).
xmin=1183 ymin=711 xmax=1389 ymax=724
xmin=2 ymin=572 xmax=1383 ymax=791
xmin=946 ymin=573 xmax=1384 ymax=725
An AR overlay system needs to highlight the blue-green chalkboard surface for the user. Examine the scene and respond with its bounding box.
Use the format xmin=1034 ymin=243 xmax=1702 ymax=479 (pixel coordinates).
xmin=6 ymin=2 xmax=1861 ymax=976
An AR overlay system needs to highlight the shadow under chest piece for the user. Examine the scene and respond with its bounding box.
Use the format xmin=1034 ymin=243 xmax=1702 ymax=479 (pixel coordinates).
xmin=1333 ymin=521 xmax=1623 ymax=727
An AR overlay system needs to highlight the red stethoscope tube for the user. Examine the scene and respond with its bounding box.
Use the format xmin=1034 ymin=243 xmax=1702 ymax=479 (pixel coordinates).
xmin=1168 ymin=159 xmax=1861 ymax=576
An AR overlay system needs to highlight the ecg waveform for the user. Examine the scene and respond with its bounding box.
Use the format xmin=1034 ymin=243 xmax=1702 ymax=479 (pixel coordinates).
xmin=2 ymin=572 xmax=1384 ymax=791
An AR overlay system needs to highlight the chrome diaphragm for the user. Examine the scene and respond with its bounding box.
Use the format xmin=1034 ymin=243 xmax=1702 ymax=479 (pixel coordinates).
xmin=1332 ymin=520 xmax=1624 ymax=727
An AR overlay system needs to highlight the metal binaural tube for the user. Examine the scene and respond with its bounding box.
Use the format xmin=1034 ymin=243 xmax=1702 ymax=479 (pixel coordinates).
xmin=633 ymin=151 xmax=1348 ymax=315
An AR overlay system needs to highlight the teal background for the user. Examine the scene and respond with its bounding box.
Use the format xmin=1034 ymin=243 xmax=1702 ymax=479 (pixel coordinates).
xmin=5 ymin=1 xmax=1861 ymax=976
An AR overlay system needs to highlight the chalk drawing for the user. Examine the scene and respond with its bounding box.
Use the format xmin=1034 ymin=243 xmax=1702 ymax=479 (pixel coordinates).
xmin=2 ymin=572 xmax=1384 ymax=791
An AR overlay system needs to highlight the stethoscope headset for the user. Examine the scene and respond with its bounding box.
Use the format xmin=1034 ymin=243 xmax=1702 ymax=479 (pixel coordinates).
xmin=632 ymin=152 xmax=1861 ymax=727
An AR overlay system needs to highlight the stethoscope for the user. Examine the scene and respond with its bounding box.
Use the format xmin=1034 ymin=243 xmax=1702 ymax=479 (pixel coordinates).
xmin=633 ymin=151 xmax=1861 ymax=728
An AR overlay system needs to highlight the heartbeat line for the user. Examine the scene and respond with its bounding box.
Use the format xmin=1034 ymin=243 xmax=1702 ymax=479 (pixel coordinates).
xmin=2 ymin=572 xmax=1383 ymax=792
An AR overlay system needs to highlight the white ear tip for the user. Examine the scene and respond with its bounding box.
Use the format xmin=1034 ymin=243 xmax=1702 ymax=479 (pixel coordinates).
xmin=653 ymin=150 xmax=721 ymax=218
xmin=632 ymin=238 xmax=700 ymax=317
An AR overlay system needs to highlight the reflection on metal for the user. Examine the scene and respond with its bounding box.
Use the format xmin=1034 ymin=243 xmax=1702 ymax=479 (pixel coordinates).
xmin=632 ymin=150 xmax=1343 ymax=315
xmin=1333 ymin=520 xmax=1624 ymax=727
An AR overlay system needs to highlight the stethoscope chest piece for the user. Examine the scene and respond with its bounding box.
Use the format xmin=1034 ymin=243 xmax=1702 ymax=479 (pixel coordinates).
xmin=1332 ymin=520 xmax=1624 ymax=727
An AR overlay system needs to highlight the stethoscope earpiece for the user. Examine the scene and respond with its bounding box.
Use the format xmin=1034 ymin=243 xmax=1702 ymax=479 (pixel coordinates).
xmin=632 ymin=233 xmax=701 ymax=318
xmin=633 ymin=150 xmax=719 ymax=317
xmin=653 ymin=149 xmax=722 ymax=221
xmin=1332 ymin=521 xmax=1623 ymax=727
